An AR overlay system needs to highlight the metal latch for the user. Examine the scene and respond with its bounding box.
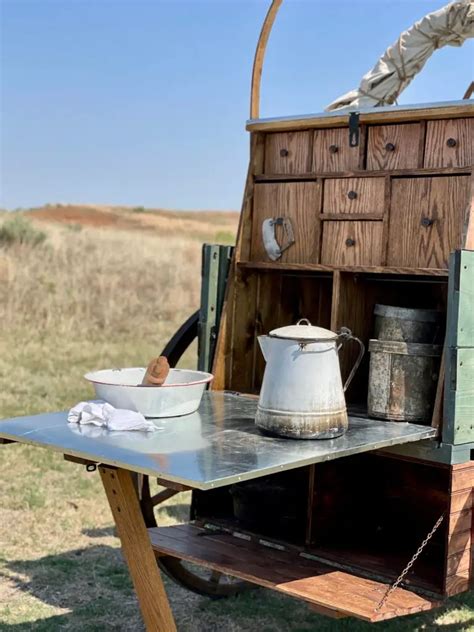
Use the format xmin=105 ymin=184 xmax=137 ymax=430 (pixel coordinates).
xmin=349 ymin=111 xmax=360 ymax=147
xmin=262 ymin=217 xmax=295 ymax=261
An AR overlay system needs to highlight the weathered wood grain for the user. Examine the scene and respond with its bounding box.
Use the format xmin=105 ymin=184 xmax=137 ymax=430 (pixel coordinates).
xmin=100 ymin=467 xmax=177 ymax=632
xmin=149 ymin=523 xmax=439 ymax=622
xmin=251 ymin=182 xmax=320 ymax=263
xmin=323 ymin=178 xmax=385 ymax=214
xmin=321 ymin=221 xmax=383 ymax=266
xmin=255 ymin=165 xmax=471 ymax=182
xmin=387 ymin=176 xmax=470 ymax=268
xmin=424 ymin=118 xmax=474 ymax=168
xmin=247 ymin=103 xmax=474 ymax=132
xmin=367 ymin=124 xmax=422 ymax=170
xmin=312 ymin=128 xmax=362 ymax=172
xmin=264 ymin=132 xmax=312 ymax=174
xmin=212 ymin=132 xmax=265 ymax=390
xmin=238 ymin=260 xmax=449 ymax=276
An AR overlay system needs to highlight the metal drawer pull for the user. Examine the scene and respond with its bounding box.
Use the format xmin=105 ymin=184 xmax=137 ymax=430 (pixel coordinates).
xmin=385 ymin=142 xmax=396 ymax=152
xmin=446 ymin=137 xmax=457 ymax=147
xmin=262 ymin=217 xmax=295 ymax=261
xmin=345 ymin=238 xmax=356 ymax=247
xmin=421 ymin=217 xmax=435 ymax=227
xmin=328 ymin=144 xmax=338 ymax=154
xmin=347 ymin=190 xmax=357 ymax=200
xmin=279 ymin=148 xmax=289 ymax=157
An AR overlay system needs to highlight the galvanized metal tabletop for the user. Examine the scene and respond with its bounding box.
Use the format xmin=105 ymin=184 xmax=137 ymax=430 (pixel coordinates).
xmin=0 ymin=392 xmax=436 ymax=489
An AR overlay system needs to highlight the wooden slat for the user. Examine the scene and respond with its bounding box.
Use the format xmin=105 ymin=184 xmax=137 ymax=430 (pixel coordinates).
xmin=246 ymin=102 xmax=474 ymax=132
xmin=238 ymin=261 xmax=449 ymax=276
xmin=254 ymin=165 xmax=472 ymax=182
xmin=212 ymin=132 xmax=265 ymax=390
xmin=100 ymin=467 xmax=177 ymax=632
xmin=149 ymin=523 xmax=439 ymax=622
xmin=451 ymin=465 xmax=474 ymax=492
xmin=448 ymin=510 xmax=472 ymax=535
xmin=449 ymin=489 xmax=473 ymax=514
xmin=446 ymin=547 xmax=471 ymax=576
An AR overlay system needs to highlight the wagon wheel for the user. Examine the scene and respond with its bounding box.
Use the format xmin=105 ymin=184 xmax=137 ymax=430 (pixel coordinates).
xmin=139 ymin=475 xmax=248 ymax=598
xmin=139 ymin=309 xmax=247 ymax=598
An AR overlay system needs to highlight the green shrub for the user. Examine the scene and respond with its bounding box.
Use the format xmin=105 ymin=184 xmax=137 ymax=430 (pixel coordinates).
xmin=132 ymin=206 xmax=146 ymax=213
xmin=0 ymin=215 xmax=47 ymax=247
xmin=214 ymin=230 xmax=235 ymax=245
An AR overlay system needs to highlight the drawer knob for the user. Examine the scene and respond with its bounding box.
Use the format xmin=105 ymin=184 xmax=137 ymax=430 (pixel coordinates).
xmin=329 ymin=144 xmax=339 ymax=154
xmin=385 ymin=142 xmax=396 ymax=152
xmin=347 ymin=190 xmax=358 ymax=200
xmin=345 ymin=238 xmax=356 ymax=247
xmin=446 ymin=137 xmax=457 ymax=148
xmin=421 ymin=217 xmax=434 ymax=228
xmin=280 ymin=148 xmax=289 ymax=157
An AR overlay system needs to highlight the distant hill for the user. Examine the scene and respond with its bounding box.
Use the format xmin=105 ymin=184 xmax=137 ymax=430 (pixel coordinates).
xmin=22 ymin=204 xmax=239 ymax=240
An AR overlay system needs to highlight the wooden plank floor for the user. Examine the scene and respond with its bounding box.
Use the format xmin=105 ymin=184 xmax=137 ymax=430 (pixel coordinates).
xmin=149 ymin=524 xmax=440 ymax=622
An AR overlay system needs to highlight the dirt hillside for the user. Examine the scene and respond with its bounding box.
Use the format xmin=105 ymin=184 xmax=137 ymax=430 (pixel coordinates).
xmin=24 ymin=204 xmax=240 ymax=239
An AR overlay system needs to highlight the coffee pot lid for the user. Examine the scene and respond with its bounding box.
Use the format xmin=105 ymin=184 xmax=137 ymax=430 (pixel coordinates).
xmin=269 ymin=319 xmax=337 ymax=341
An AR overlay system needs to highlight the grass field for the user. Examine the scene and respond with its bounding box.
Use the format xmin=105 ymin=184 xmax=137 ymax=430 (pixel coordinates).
xmin=1 ymin=211 xmax=473 ymax=631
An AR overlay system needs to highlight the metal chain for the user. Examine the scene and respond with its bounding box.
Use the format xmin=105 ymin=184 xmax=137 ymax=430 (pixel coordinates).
xmin=374 ymin=512 xmax=445 ymax=614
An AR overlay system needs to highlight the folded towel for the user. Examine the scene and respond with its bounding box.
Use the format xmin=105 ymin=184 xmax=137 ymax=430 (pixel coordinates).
xmin=68 ymin=401 xmax=157 ymax=432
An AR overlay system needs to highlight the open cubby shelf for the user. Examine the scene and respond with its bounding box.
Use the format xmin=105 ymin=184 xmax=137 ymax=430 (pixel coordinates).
xmin=190 ymin=454 xmax=452 ymax=597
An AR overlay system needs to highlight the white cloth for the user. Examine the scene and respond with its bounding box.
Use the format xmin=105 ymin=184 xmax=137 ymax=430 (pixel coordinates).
xmin=326 ymin=0 xmax=474 ymax=111
xmin=67 ymin=401 xmax=157 ymax=432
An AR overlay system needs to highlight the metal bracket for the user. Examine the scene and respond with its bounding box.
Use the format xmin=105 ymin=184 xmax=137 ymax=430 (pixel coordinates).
xmin=348 ymin=111 xmax=360 ymax=147
xmin=262 ymin=217 xmax=295 ymax=261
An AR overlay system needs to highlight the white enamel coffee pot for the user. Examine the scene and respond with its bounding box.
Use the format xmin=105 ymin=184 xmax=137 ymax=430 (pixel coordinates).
xmin=256 ymin=319 xmax=364 ymax=439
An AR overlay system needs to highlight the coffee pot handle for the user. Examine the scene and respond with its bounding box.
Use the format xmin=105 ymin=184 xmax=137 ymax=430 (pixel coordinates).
xmin=337 ymin=327 xmax=365 ymax=392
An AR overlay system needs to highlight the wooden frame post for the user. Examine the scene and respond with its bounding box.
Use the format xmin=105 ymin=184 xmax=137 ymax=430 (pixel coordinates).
xmin=100 ymin=466 xmax=177 ymax=632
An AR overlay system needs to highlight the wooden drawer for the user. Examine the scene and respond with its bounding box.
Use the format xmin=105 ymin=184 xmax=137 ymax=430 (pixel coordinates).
xmin=321 ymin=221 xmax=383 ymax=266
xmin=424 ymin=119 xmax=474 ymax=168
xmin=323 ymin=178 xmax=385 ymax=216
xmin=313 ymin=128 xmax=362 ymax=173
xmin=367 ymin=123 xmax=422 ymax=170
xmin=251 ymin=182 xmax=320 ymax=263
xmin=387 ymin=176 xmax=470 ymax=268
xmin=264 ymin=132 xmax=312 ymax=174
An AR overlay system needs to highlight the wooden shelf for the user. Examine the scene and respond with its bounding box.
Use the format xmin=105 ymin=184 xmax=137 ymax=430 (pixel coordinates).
xmin=238 ymin=261 xmax=449 ymax=277
xmin=149 ymin=523 xmax=439 ymax=622
xmin=254 ymin=166 xmax=471 ymax=182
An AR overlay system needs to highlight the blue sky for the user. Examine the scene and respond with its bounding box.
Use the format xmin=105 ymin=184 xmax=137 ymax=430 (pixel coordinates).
xmin=1 ymin=0 xmax=473 ymax=211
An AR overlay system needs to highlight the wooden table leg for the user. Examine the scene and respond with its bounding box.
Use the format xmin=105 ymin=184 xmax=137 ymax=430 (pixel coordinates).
xmin=100 ymin=466 xmax=177 ymax=632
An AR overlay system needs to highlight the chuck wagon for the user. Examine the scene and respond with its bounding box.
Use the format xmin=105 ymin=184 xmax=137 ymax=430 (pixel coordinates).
xmin=1 ymin=1 xmax=474 ymax=629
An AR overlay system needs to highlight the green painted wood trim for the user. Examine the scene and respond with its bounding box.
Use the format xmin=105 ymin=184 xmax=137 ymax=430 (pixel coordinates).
xmin=380 ymin=440 xmax=473 ymax=465
xmin=446 ymin=250 xmax=474 ymax=348
xmin=443 ymin=249 xmax=474 ymax=445
xmin=198 ymin=245 xmax=233 ymax=373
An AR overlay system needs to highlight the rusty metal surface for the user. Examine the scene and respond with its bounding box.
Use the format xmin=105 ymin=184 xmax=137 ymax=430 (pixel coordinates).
xmin=0 ymin=392 xmax=436 ymax=490
xmin=368 ymin=340 xmax=442 ymax=422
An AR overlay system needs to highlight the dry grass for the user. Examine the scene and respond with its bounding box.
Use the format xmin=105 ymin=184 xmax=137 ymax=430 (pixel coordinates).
xmin=1 ymin=218 xmax=473 ymax=631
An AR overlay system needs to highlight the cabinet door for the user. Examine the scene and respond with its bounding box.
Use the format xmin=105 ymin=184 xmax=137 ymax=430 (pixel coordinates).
xmin=321 ymin=221 xmax=383 ymax=266
xmin=251 ymin=182 xmax=320 ymax=263
xmin=264 ymin=132 xmax=312 ymax=174
xmin=387 ymin=177 xmax=470 ymax=268
xmin=367 ymin=123 xmax=422 ymax=170
xmin=424 ymin=119 xmax=474 ymax=168
xmin=313 ymin=128 xmax=362 ymax=173
xmin=323 ymin=178 xmax=385 ymax=216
